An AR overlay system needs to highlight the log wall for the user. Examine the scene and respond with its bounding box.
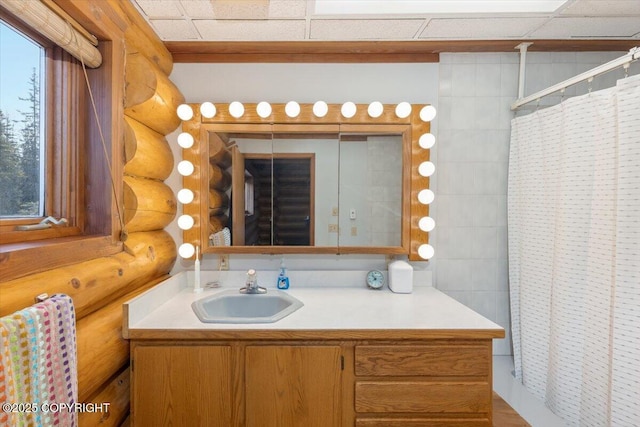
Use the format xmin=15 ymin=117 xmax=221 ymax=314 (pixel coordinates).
xmin=0 ymin=2 xmax=182 ymax=426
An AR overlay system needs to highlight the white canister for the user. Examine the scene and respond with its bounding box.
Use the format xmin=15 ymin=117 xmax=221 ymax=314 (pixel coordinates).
xmin=388 ymin=260 xmax=413 ymax=293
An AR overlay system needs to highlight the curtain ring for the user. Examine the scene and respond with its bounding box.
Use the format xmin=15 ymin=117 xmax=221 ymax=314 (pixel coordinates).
xmin=560 ymin=88 xmax=566 ymax=103
xmin=623 ymin=63 xmax=630 ymax=78
xmin=588 ymin=77 xmax=594 ymax=94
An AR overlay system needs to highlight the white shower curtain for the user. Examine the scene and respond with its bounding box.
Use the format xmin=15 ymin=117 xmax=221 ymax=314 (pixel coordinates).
xmin=508 ymin=74 xmax=640 ymax=426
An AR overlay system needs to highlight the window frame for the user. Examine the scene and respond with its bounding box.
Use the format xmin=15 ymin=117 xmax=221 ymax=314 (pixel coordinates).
xmin=0 ymin=13 xmax=123 ymax=282
xmin=0 ymin=19 xmax=82 ymax=243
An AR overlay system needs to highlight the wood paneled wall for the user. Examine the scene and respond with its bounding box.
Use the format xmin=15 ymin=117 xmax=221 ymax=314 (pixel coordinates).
xmin=0 ymin=1 xmax=183 ymax=426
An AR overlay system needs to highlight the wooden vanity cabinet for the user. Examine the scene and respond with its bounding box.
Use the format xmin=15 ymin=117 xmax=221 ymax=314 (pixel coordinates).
xmin=131 ymin=345 xmax=233 ymax=426
xmin=353 ymin=342 xmax=493 ymax=426
xmin=130 ymin=338 xmax=494 ymax=427
xmin=245 ymin=345 xmax=343 ymax=427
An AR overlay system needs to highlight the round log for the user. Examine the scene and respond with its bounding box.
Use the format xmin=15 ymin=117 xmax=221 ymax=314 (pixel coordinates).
xmin=123 ymin=19 xmax=173 ymax=75
xmin=77 ymin=278 xmax=160 ymax=401
xmin=124 ymin=52 xmax=184 ymax=135
xmin=124 ymin=116 xmax=173 ymax=180
xmin=210 ymin=215 xmax=229 ymax=233
xmin=123 ymin=176 xmax=177 ymax=232
xmin=209 ymin=133 xmax=232 ymax=169
xmin=209 ymin=164 xmax=232 ymax=191
xmin=0 ymin=231 xmax=176 ymax=319
xmin=78 ymin=366 xmax=130 ymax=427
xmin=209 ymin=189 xmax=229 ymax=215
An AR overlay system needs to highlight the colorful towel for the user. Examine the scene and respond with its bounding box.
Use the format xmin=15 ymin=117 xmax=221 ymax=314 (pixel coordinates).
xmin=0 ymin=294 xmax=78 ymax=427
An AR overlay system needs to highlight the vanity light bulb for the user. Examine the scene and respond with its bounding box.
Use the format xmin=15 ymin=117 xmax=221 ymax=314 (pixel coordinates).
xmin=177 ymin=215 xmax=195 ymax=230
xmin=418 ymin=216 xmax=435 ymax=232
xmin=229 ymin=101 xmax=245 ymax=118
xmin=177 ymin=104 xmax=194 ymax=121
xmin=313 ymin=101 xmax=328 ymax=117
xmin=418 ymin=161 xmax=435 ymax=177
xmin=178 ymin=243 xmax=196 ymax=259
xmin=395 ymin=102 xmax=412 ymax=118
xmin=418 ymin=244 xmax=435 ymax=260
xmin=285 ymin=101 xmax=301 ymax=118
xmin=368 ymin=101 xmax=384 ymax=118
xmin=256 ymin=101 xmax=272 ymax=118
xmin=200 ymin=102 xmax=216 ymax=118
xmin=418 ymin=189 xmax=435 ymax=205
xmin=419 ymin=133 xmax=436 ymax=149
xmin=420 ymin=105 xmax=437 ymax=122
xmin=177 ymin=160 xmax=194 ymax=176
xmin=177 ymin=132 xmax=194 ymax=149
xmin=341 ymin=101 xmax=357 ymax=118
xmin=177 ymin=188 xmax=194 ymax=204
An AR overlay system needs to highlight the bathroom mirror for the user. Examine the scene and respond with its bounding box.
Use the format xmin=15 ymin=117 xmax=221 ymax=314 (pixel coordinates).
xmin=180 ymin=103 xmax=432 ymax=259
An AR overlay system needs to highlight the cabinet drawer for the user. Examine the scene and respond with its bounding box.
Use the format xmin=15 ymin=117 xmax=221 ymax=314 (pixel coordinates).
xmin=355 ymin=381 xmax=491 ymax=414
xmin=355 ymin=345 xmax=489 ymax=377
xmin=355 ymin=418 xmax=490 ymax=427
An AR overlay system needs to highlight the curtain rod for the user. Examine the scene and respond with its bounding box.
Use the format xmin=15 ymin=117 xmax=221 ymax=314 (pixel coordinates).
xmin=511 ymin=46 xmax=639 ymax=111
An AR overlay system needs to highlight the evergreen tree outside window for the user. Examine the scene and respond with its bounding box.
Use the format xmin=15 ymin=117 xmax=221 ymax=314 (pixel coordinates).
xmin=0 ymin=21 xmax=44 ymax=217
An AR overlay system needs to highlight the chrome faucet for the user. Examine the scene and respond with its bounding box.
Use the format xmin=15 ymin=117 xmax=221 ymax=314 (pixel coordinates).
xmin=240 ymin=269 xmax=267 ymax=294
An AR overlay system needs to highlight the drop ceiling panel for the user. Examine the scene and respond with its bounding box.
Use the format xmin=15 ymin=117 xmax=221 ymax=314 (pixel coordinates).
xmin=420 ymin=18 xmax=548 ymax=39
xmin=530 ymin=17 xmax=640 ymax=38
xmin=135 ymin=0 xmax=183 ymax=18
xmin=268 ymin=0 xmax=307 ymax=18
xmin=193 ymin=19 xmax=307 ymax=41
xmin=150 ymin=19 xmax=199 ymax=40
xmin=560 ymin=0 xmax=640 ymax=16
xmin=180 ymin=0 xmax=216 ymax=18
xmin=310 ymin=19 xmax=425 ymax=40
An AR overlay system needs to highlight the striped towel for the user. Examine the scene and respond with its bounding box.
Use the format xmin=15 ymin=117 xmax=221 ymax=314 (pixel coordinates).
xmin=0 ymin=294 xmax=78 ymax=427
xmin=0 ymin=320 xmax=18 ymax=426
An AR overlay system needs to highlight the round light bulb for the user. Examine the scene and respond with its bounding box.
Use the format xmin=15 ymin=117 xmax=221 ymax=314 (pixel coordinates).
xmin=368 ymin=101 xmax=384 ymax=118
xmin=177 ymin=160 xmax=194 ymax=176
xmin=176 ymin=104 xmax=194 ymax=121
xmin=418 ymin=161 xmax=435 ymax=177
xmin=229 ymin=101 xmax=244 ymax=118
xmin=341 ymin=101 xmax=357 ymax=118
xmin=177 ymin=188 xmax=194 ymax=204
xmin=418 ymin=216 xmax=435 ymax=232
xmin=419 ymin=133 xmax=436 ymax=149
xmin=395 ymin=102 xmax=412 ymax=118
xmin=200 ymin=102 xmax=216 ymax=118
xmin=418 ymin=244 xmax=435 ymax=260
xmin=178 ymin=243 xmax=195 ymax=259
xmin=285 ymin=101 xmax=300 ymax=118
xmin=420 ymin=105 xmax=437 ymax=122
xmin=256 ymin=101 xmax=272 ymax=118
xmin=313 ymin=101 xmax=328 ymax=118
xmin=418 ymin=189 xmax=435 ymax=205
xmin=177 ymin=215 xmax=194 ymax=230
xmin=177 ymin=132 xmax=194 ymax=149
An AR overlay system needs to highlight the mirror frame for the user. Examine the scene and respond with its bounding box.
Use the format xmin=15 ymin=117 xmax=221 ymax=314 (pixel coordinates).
xmin=179 ymin=103 xmax=432 ymax=260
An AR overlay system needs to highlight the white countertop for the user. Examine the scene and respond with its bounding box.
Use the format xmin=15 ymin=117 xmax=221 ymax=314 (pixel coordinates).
xmin=124 ymin=271 xmax=504 ymax=339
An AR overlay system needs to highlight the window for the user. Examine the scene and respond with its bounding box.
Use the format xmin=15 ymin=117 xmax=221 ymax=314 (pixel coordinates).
xmin=0 ymin=12 xmax=121 ymax=281
xmin=0 ymin=18 xmax=86 ymax=245
xmin=0 ymin=21 xmax=45 ymax=218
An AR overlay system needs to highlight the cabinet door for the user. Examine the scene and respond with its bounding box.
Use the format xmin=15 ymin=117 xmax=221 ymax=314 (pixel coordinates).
xmin=245 ymin=345 xmax=342 ymax=427
xmin=132 ymin=345 xmax=232 ymax=427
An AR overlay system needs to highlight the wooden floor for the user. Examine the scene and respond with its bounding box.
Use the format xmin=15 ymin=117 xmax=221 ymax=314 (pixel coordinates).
xmin=494 ymin=392 xmax=532 ymax=427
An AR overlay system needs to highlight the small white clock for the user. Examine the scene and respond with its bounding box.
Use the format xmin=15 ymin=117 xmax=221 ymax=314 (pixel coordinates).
xmin=366 ymin=270 xmax=385 ymax=290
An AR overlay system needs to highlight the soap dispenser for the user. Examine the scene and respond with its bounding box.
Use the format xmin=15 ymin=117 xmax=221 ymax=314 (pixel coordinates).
xmin=277 ymin=257 xmax=290 ymax=289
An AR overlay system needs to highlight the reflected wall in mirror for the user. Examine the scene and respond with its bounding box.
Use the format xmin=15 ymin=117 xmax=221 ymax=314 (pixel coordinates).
xmin=178 ymin=103 xmax=434 ymax=260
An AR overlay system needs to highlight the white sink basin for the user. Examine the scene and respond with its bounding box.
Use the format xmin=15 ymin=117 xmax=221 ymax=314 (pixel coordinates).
xmin=191 ymin=289 xmax=303 ymax=323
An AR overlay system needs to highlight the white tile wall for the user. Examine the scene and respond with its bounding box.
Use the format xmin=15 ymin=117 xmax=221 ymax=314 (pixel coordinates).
xmin=436 ymin=51 xmax=639 ymax=356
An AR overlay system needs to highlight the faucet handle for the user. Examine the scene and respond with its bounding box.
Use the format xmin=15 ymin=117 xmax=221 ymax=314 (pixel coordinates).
xmin=247 ymin=269 xmax=257 ymax=281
